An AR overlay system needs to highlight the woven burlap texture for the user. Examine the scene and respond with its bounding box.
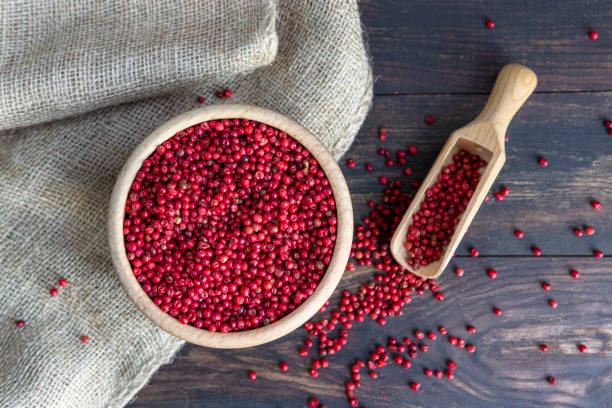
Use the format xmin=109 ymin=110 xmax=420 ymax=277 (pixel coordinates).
xmin=0 ymin=0 xmax=372 ymax=407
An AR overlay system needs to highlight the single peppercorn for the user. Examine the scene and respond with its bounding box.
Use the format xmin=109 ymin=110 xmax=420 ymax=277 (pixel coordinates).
xmin=454 ymin=267 xmax=464 ymax=276
xmin=570 ymin=269 xmax=580 ymax=279
xmin=427 ymin=331 xmax=437 ymax=340
xmin=584 ymin=226 xmax=595 ymax=235
xmin=365 ymin=163 xmax=374 ymax=171
xmin=594 ymin=250 xmax=604 ymax=258
xmin=425 ymin=115 xmax=435 ymax=125
xmin=515 ymin=229 xmax=525 ymax=239
xmin=407 ymin=145 xmax=418 ymax=155
xmin=414 ymin=330 xmax=425 ymax=340
xmin=50 ymin=288 xmax=59 ymax=296
xmin=547 ymin=376 xmax=557 ymax=385
xmin=80 ymin=335 xmax=90 ymax=343
xmin=578 ymin=344 xmax=587 ymax=353
xmin=280 ymin=362 xmax=289 ymax=372
xmin=424 ymin=368 xmax=433 ymax=376
xmin=470 ymin=248 xmax=479 ymax=257
xmin=445 ymin=369 xmax=455 ymax=379
xmin=309 ymin=369 xmax=318 ymax=378
xmin=449 ymin=336 xmax=458 ymax=345
xmin=539 ymin=344 xmax=549 ymax=352
xmin=308 ymin=397 xmax=319 ymax=407
xmin=196 ymin=96 xmax=204 ymax=104
xmin=299 ymin=348 xmax=309 ymax=357
xmin=58 ymin=278 xmax=69 ymax=287
xmin=493 ymin=307 xmax=503 ymax=316
xmin=487 ymin=268 xmax=498 ymax=279
xmin=347 ymin=159 xmax=356 ymax=168
xmin=605 ymin=120 xmax=612 ymax=129
xmin=541 ymin=282 xmax=551 ymax=291
xmin=434 ymin=369 xmax=443 ymax=379
xmin=538 ymin=157 xmax=549 ymax=167
xmin=439 ymin=326 xmax=448 ymax=335
xmin=15 ymin=320 xmax=25 ymax=327
xmin=533 ymin=247 xmax=542 ymax=256
xmin=591 ymin=200 xmax=602 ymax=210
xmin=466 ymin=344 xmax=476 ymax=353
xmin=549 ymin=299 xmax=559 ymax=308
xmin=248 ymin=371 xmax=257 ymax=380
xmin=589 ymin=30 xmax=598 ymax=40
xmin=573 ymin=228 xmax=583 ymax=237
xmin=410 ymin=382 xmax=421 ymax=391
xmin=485 ymin=19 xmax=495 ymax=29
xmin=466 ymin=325 xmax=476 ymax=334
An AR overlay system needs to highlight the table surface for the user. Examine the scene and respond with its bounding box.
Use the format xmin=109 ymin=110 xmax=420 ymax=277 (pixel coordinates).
xmin=129 ymin=1 xmax=612 ymax=407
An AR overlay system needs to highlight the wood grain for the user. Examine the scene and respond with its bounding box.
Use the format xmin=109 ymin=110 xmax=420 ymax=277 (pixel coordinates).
xmin=130 ymin=258 xmax=612 ymax=408
xmin=361 ymin=0 xmax=612 ymax=94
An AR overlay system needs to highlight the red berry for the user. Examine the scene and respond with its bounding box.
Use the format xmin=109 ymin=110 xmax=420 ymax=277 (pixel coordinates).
xmin=196 ymin=96 xmax=204 ymax=104
xmin=539 ymin=344 xmax=549 ymax=352
xmin=605 ymin=120 xmax=612 ymax=129
xmin=407 ymin=145 xmax=418 ymax=155
xmin=541 ymin=282 xmax=551 ymax=291
xmin=578 ymin=344 xmax=587 ymax=353
xmin=549 ymin=299 xmax=558 ymax=308
xmin=15 ymin=320 xmax=25 ymax=327
xmin=224 ymin=89 xmax=233 ymax=98
xmin=466 ymin=344 xmax=476 ymax=353
xmin=365 ymin=163 xmax=374 ymax=171
xmin=58 ymin=278 xmax=69 ymax=287
xmin=466 ymin=325 xmax=476 ymax=334
xmin=308 ymin=397 xmax=319 ymax=407
xmin=573 ymin=228 xmax=583 ymax=237
xmin=533 ymin=247 xmax=542 ymax=256
xmin=386 ymin=159 xmax=395 ymax=167
xmin=538 ymin=157 xmax=549 ymax=167
xmin=434 ymin=370 xmax=443 ymax=379
xmin=248 ymin=371 xmax=257 ymax=380
xmin=50 ymin=288 xmax=59 ymax=296
xmin=309 ymin=369 xmax=318 ymax=378
xmin=80 ymin=335 xmax=90 ymax=343
xmin=447 ymin=360 xmax=457 ymax=370
xmin=594 ymin=250 xmax=604 ymax=258
xmin=427 ymin=331 xmax=437 ymax=340
xmin=487 ymin=268 xmax=497 ymax=279
xmin=470 ymin=248 xmax=479 ymax=257
xmin=570 ymin=269 xmax=580 ymax=279
xmin=410 ymin=382 xmax=421 ymax=391
xmin=419 ymin=343 xmax=429 ymax=352
xmin=485 ymin=19 xmax=495 ymax=29
xmin=591 ymin=200 xmax=602 ymax=210
xmin=585 ymin=226 xmax=595 ymax=235
xmin=299 ymin=348 xmax=308 ymax=357
xmin=515 ymin=230 xmax=525 ymax=239
xmin=424 ymin=368 xmax=433 ymax=376
xmin=379 ymin=176 xmax=388 ymax=185
xmin=589 ymin=30 xmax=598 ymax=40
xmin=414 ymin=329 xmax=425 ymax=339
xmin=347 ymin=159 xmax=356 ymax=168
xmin=438 ymin=326 xmax=448 ymax=335
xmin=547 ymin=376 xmax=557 ymax=385
xmin=280 ymin=362 xmax=289 ymax=372
xmin=493 ymin=307 xmax=503 ymax=316
xmin=369 ymin=370 xmax=378 ymax=378
xmin=449 ymin=336 xmax=458 ymax=345
xmin=454 ymin=267 xmax=464 ymax=276
xmin=445 ymin=369 xmax=454 ymax=379
xmin=349 ymin=398 xmax=358 ymax=407
xmin=403 ymin=167 xmax=412 ymax=176
xmin=434 ymin=292 xmax=445 ymax=301
xmin=494 ymin=192 xmax=504 ymax=201
xmin=457 ymin=338 xmax=465 ymax=349
xmin=425 ymin=115 xmax=435 ymax=125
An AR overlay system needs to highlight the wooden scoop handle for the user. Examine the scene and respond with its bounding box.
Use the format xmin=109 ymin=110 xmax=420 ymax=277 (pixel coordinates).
xmin=472 ymin=64 xmax=537 ymax=133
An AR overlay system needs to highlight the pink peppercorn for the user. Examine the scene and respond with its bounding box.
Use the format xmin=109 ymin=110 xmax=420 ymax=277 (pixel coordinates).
xmin=58 ymin=278 xmax=68 ymax=287
xmin=589 ymin=30 xmax=598 ymax=40
xmin=434 ymin=370 xmax=443 ymax=379
xmin=427 ymin=332 xmax=437 ymax=340
xmin=80 ymin=335 xmax=90 ymax=344
xmin=541 ymin=282 xmax=551 ymax=291
xmin=439 ymin=326 xmax=448 ymax=335
xmin=485 ymin=19 xmax=495 ymax=29
xmin=539 ymin=344 xmax=549 ymax=352
xmin=466 ymin=325 xmax=476 ymax=334
xmin=299 ymin=348 xmax=308 ymax=357
xmin=605 ymin=120 xmax=612 ymax=129
xmin=549 ymin=299 xmax=559 ymax=308
xmin=15 ymin=320 xmax=25 ymax=327
xmin=470 ymin=248 xmax=479 ymax=257
xmin=449 ymin=336 xmax=458 ymax=345
xmin=369 ymin=370 xmax=378 ymax=378
xmin=424 ymin=368 xmax=433 ymax=376
xmin=50 ymin=288 xmax=59 ymax=296
xmin=248 ymin=371 xmax=257 ymax=380
xmin=309 ymin=369 xmax=318 ymax=378
xmin=515 ymin=230 xmax=525 ymax=239
xmin=308 ymin=397 xmax=319 ymax=407
xmin=493 ymin=307 xmax=503 ymax=316
xmin=578 ymin=344 xmax=587 ymax=353
xmin=410 ymin=382 xmax=421 ymax=391
xmin=425 ymin=115 xmax=435 ymax=125
xmin=454 ymin=267 xmax=464 ymax=277
xmin=466 ymin=344 xmax=476 ymax=353
xmin=585 ymin=226 xmax=595 ymax=235
xmin=445 ymin=369 xmax=454 ymax=379
xmin=379 ymin=176 xmax=388 ymax=185
xmin=538 ymin=157 xmax=549 ymax=167
xmin=365 ymin=163 xmax=374 ymax=171
xmin=414 ymin=330 xmax=425 ymax=339
xmin=347 ymin=159 xmax=356 ymax=168
xmin=547 ymin=376 xmax=557 ymax=385
xmin=594 ymin=250 xmax=604 ymax=258
xmin=591 ymin=200 xmax=602 ymax=210
xmin=570 ymin=269 xmax=580 ymax=279
xmin=407 ymin=145 xmax=418 ymax=155
xmin=196 ymin=96 xmax=204 ymax=104
xmin=487 ymin=268 xmax=497 ymax=279
xmin=403 ymin=167 xmax=412 ymax=176
xmin=533 ymin=247 xmax=542 ymax=256
xmin=280 ymin=362 xmax=289 ymax=372
xmin=573 ymin=228 xmax=583 ymax=237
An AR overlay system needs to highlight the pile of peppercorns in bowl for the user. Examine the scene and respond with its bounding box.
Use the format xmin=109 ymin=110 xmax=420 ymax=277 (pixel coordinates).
xmin=108 ymin=104 xmax=353 ymax=348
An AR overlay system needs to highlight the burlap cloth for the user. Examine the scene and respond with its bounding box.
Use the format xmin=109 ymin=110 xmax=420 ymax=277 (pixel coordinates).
xmin=0 ymin=1 xmax=372 ymax=407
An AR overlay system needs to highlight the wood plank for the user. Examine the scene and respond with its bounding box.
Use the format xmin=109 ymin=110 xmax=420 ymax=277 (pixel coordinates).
xmin=344 ymin=92 xmax=612 ymax=256
xmin=361 ymin=0 xmax=612 ymax=94
xmin=130 ymin=257 xmax=612 ymax=408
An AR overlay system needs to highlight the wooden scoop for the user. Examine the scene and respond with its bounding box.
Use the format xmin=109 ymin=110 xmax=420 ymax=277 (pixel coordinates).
xmin=390 ymin=64 xmax=537 ymax=279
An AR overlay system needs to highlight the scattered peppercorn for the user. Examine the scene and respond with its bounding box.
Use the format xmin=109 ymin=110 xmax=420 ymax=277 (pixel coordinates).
xmin=410 ymin=382 xmax=421 ymax=391
xmin=493 ymin=307 xmax=503 ymax=316
xmin=280 ymin=362 xmax=289 ymax=372
xmin=454 ymin=267 xmax=464 ymax=277
xmin=539 ymin=344 xmax=549 ymax=352
xmin=533 ymin=247 xmax=542 ymax=256
xmin=538 ymin=157 xmax=549 ymax=167
xmin=594 ymin=250 xmax=604 ymax=258
xmin=80 ymin=335 xmax=90 ymax=343
xmin=50 ymin=288 xmax=59 ymax=297
xmin=548 ymin=299 xmax=559 ymax=308
xmin=15 ymin=320 xmax=25 ymax=327
xmin=547 ymin=376 xmax=557 ymax=385
xmin=347 ymin=159 xmax=356 ymax=168
xmin=196 ymin=96 xmax=204 ymax=104
xmin=515 ymin=230 xmax=525 ymax=239
xmin=570 ymin=269 xmax=580 ymax=279
xmin=470 ymin=248 xmax=480 ymax=257
xmin=584 ymin=226 xmax=595 ymax=235
xmin=485 ymin=19 xmax=495 ymax=29
xmin=466 ymin=325 xmax=476 ymax=334
xmin=425 ymin=115 xmax=435 ymax=125
xmin=591 ymin=200 xmax=602 ymax=210
xmin=578 ymin=344 xmax=587 ymax=353
xmin=541 ymin=282 xmax=551 ymax=291
xmin=589 ymin=30 xmax=598 ymax=40
xmin=487 ymin=268 xmax=497 ymax=279
xmin=466 ymin=344 xmax=476 ymax=353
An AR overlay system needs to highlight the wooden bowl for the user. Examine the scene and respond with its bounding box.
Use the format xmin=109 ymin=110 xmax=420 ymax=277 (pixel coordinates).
xmin=108 ymin=104 xmax=353 ymax=348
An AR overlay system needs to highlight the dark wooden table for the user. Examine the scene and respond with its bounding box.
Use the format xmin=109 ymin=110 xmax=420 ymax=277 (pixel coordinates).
xmin=130 ymin=1 xmax=612 ymax=406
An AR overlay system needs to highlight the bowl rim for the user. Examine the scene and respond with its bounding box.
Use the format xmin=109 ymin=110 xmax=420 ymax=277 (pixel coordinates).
xmin=108 ymin=104 xmax=353 ymax=348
